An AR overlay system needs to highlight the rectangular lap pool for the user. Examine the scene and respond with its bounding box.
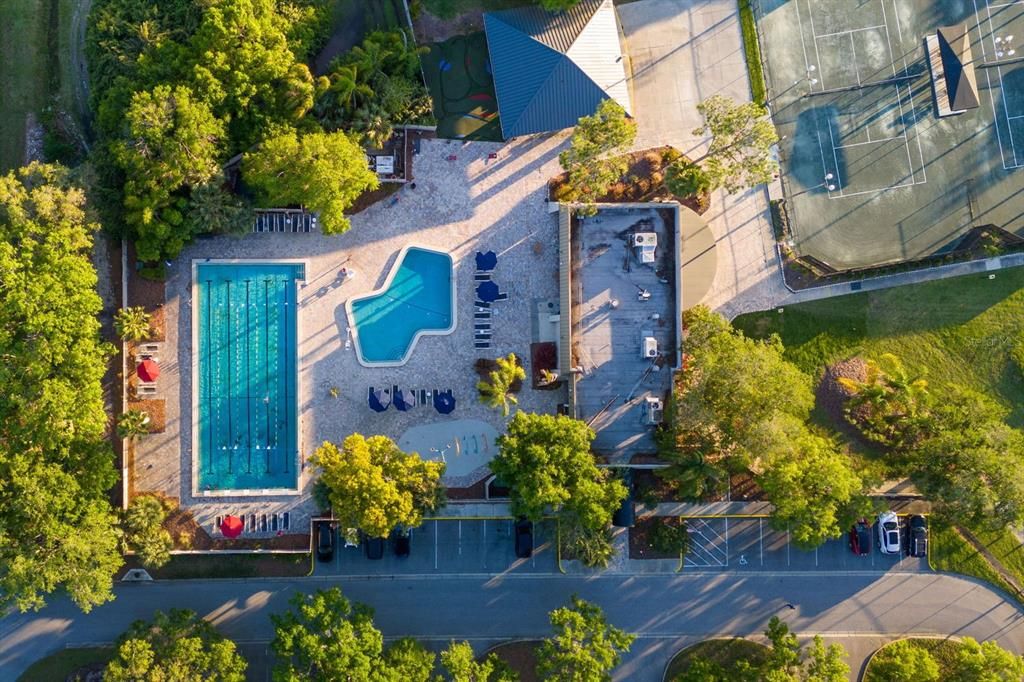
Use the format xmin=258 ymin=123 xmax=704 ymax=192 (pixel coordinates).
xmin=194 ymin=261 xmax=303 ymax=495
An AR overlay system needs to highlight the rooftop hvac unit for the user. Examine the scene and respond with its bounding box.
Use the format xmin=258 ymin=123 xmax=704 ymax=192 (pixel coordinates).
xmin=629 ymin=232 xmax=658 ymax=263
xmin=644 ymin=397 xmax=664 ymax=425
xmin=641 ymin=333 xmax=658 ymax=359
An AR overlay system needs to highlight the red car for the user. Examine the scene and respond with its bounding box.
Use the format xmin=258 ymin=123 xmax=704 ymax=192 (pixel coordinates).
xmin=849 ymin=518 xmax=871 ymax=555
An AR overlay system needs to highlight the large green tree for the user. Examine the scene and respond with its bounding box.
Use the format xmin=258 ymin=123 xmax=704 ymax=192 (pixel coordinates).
xmin=948 ymin=637 xmax=1024 ymax=681
xmin=105 ymin=609 xmax=247 ymax=682
xmin=311 ymin=434 xmax=445 ymax=539
xmin=865 ymin=640 xmax=940 ymax=682
xmin=272 ymin=588 xmax=440 ymax=682
xmin=441 ymin=642 xmax=517 ymax=682
xmin=674 ymin=95 xmax=778 ymax=194
xmin=0 ymin=163 xmax=122 ymax=613
xmin=243 ymin=130 xmax=378 ymax=234
xmin=558 ymin=99 xmax=636 ymax=214
xmin=754 ymin=415 xmax=870 ymax=548
xmin=491 ymin=413 xmax=627 ymax=530
xmin=536 ymin=596 xmax=635 ymax=682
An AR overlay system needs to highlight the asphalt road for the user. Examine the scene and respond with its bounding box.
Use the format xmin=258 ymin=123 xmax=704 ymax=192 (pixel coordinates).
xmin=2 ymin=572 xmax=1023 ymax=680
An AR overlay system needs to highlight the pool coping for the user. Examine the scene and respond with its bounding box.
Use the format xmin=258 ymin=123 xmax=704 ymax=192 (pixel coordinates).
xmin=190 ymin=259 xmax=307 ymax=498
xmin=345 ymin=244 xmax=458 ymax=368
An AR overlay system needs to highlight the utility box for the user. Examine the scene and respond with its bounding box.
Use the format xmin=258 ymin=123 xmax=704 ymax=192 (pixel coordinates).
xmin=629 ymin=232 xmax=658 ymax=263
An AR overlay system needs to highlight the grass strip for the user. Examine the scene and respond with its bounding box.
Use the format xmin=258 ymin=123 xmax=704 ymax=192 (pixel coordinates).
xmin=665 ymin=638 xmax=770 ymax=680
xmin=738 ymin=0 xmax=767 ymax=106
xmin=928 ymin=520 xmax=1022 ymax=605
xmin=17 ymin=647 xmax=114 ymax=682
xmin=864 ymin=638 xmax=963 ymax=681
xmin=129 ymin=553 xmax=311 ymax=580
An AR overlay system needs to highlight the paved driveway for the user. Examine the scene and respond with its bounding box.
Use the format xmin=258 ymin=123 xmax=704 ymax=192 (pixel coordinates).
xmin=618 ymin=0 xmax=787 ymax=319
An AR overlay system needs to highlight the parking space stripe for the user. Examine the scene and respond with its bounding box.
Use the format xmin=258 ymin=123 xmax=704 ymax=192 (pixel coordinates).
xmin=434 ymin=520 xmax=439 ymax=570
xmin=759 ymin=519 xmax=764 ymax=566
xmin=725 ymin=517 xmax=730 ymax=568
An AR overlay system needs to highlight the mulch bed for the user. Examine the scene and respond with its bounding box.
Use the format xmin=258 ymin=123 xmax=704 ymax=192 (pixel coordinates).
xmin=126 ymin=242 xmax=167 ymax=339
xmin=127 ymin=399 xmax=166 ymax=433
xmin=487 ymin=641 xmax=541 ymax=682
xmin=530 ymin=342 xmax=558 ymax=389
xmin=549 ymin=146 xmax=711 ymax=214
xmin=729 ymin=473 xmax=766 ymax=501
xmin=629 ymin=516 xmax=685 ymax=559
xmin=348 ymin=130 xmax=433 ymax=214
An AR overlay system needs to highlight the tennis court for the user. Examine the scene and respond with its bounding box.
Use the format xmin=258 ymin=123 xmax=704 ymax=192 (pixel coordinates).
xmin=759 ymin=0 xmax=1024 ymax=269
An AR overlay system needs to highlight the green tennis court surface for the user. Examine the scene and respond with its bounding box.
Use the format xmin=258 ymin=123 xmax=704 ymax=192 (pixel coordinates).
xmin=759 ymin=0 xmax=1024 ymax=269
xmin=423 ymin=32 xmax=502 ymax=141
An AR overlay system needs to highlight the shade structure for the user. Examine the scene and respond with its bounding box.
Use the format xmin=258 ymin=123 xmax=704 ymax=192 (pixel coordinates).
xmin=368 ymin=387 xmax=389 ymax=412
xmin=137 ymin=358 xmax=160 ymax=382
xmin=220 ymin=515 xmax=244 ymax=538
xmin=476 ymin=280 xmax=500 ymax=302
xmin=393 ymin=388 xmax=413 ymax=412
xmin=434 ymin=390 xmax=456 ymax=414
xmin=475 ymin=251 xmax=497 ymax=271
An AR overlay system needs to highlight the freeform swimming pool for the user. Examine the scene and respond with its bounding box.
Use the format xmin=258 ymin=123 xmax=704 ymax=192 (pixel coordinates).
xmin=347 ymin=246 xmax=455 ymax=366
xmin=194 ymin=262 xmax=303 ymax=494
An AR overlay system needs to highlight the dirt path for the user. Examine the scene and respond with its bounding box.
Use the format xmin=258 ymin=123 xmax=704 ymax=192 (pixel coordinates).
xmin=69 ymin=0 xmax=92 ymax=148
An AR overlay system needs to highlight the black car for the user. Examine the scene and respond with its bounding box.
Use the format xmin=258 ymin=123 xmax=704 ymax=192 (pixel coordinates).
xmin=909 ymin=515 xmax=928 ymax=557
xmin=392 ymin=529 xmax=411 ymax=558
xmin=514 ymin=519 xmax=533 ymax=559
xmin=315 ymin=523 xmax=334 ymax=563
xmin=364 ymin=535 xmax=385 ymax=560
xmin=849 ymin=518 xmax=871 ymax=556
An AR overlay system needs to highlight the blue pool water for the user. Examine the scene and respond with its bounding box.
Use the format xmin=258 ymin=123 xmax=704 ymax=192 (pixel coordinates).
xmin=195 ymin=262 xmax=303 ymax=492
xmin=348 ymin=247 xmax=455 ymax=365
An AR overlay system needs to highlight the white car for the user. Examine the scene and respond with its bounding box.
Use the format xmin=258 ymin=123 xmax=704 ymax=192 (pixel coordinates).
xmin=877 ymin=511 xmax=901 ymax=554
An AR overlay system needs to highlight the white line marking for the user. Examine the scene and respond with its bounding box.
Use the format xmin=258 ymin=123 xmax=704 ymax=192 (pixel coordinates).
xmin=835 ymin=136 xmax=907 ymax=149
xmin=815 ymin=546 xmax=819 ymax=567
xmin=825 ymin=116 xmax=845 ymax=196
xmin=794 ymin=0 xmax=814 ymax=80
xmin=986 ymin=68 xmax=1011 ymax=169
xmin=827 ymin=181 xmax=919 ymax=199
xmin=905 ymin=82 xmax=927 ymax=182
xmin=814 ymin=25 xmax=886 ymax=39
xmin=806 ymin=0 xmax=826 ymax=90
xmin=759 ymin=519 xmax=764 ymax=566
xmin=458 ymin=520 xmax=462 ymax=556
xmin=787 ymin=528 xmax=791 ymax=566
xmin=851 ymin=32 xmax=863 ymax=87
xmin=893 ymin=82 xmax=916 ymax=182
xmin=974 ymin=0 xmax=990 ymax=62
xmin=725 ymin=517 xmax=730 ymax=568
xmin=879 ymin=0 xmax=898 ymax=78
xmin=999 ymin=65 xmax=1021 ymax=166
xmin=434 ymin=520 xmax=439 ymax=569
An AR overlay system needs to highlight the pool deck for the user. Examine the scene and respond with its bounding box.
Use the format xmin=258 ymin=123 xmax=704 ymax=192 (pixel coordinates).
xmin=131 ymin=137 xmax=567 ymax=535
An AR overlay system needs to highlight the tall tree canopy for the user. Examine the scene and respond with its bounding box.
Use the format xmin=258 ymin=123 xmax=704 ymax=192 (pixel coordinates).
xmin=491 ymin=413 xmax=627 ymax=530
xmin=311 ymin=434 xmax=445 ymax=538
xmin=243 ymin=130 xmax=378 ymax=235
xmin=0 ymin=163 xmax=121 ymax=613
xmin=558 ymin=99 xmax=636 ymax=214
xmin=690 ymin=95 xmax=778 ymax=193
xmin=105 ymin=609 xmax=247 ymax=682
xmin=535 ymin=596 xmax=634 ymax=682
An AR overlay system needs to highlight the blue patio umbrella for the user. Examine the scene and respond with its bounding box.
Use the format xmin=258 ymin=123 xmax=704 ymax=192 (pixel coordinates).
xmin=476 ymin=280 xmax=500 ymax=302
xmin=433 ymin=390 xmax=456 ymax=415
xmin=368 ymin=387 xmax=389 ymax=412
xmin=475 ymin=251 xmax=497 ymax=271
xmin=393 ymin=388 xmax=413 ymax=411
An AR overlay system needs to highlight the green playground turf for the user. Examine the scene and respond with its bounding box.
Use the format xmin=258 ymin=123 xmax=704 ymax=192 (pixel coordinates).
xmin=423 ymin=32 xmax=502 ymax=141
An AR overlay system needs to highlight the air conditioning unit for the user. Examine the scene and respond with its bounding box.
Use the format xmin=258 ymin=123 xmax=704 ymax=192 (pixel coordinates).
xmin=643 ymin=397 xmax=664 ymax=424
xmin=641 ymin=333 xmax=658 ymax=359
xmin=629 ymin=232 xmax=658 ymax=263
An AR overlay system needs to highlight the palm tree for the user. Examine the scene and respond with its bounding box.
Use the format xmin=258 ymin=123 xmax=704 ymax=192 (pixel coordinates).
xmin=114 ymin=306 xmax=152 ymax=341
xmin=838 ymin=353 xmax=929 ymax=448
xmin=477 ymin=353 xmax=526 ymax=417
xmin=118 ymin=410 xmax=151 ymax=440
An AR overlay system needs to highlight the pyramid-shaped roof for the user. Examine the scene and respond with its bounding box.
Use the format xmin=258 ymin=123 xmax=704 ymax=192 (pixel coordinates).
xmin=938 ymin=25 xmax=979 ymax=111
xmin=484 ymin=0 xmax=632 ymax=138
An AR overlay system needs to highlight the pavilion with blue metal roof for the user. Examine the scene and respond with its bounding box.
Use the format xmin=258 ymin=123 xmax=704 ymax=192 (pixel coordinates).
xmin=483 ymin=0 xmax=633 ymax=139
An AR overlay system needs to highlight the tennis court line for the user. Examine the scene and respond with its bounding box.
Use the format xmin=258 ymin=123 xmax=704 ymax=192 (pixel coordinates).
xmin=834 ymin=136 xmax=906 ymax=149
xmin=813 ymin=24 xmax=886 ymax=39
xmin=998 ymin=65 xmax=1021 ymax=167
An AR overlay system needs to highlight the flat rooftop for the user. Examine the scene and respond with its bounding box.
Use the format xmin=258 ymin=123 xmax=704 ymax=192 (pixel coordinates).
xmin=570 ymin=206 xmax=678 ymax=460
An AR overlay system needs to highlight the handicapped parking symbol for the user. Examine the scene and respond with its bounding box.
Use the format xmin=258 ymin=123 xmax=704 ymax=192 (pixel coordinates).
xmin=738 ymin=554 xmax=748 ymax=566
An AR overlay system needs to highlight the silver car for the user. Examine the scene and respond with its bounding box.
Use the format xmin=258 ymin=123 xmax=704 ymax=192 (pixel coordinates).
xmin=877 ymin=511 xmax=901 ymax=554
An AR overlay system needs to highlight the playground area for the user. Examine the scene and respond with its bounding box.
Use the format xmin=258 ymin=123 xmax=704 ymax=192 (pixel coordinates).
xmin=759 ymin=0 xmax=1024 ymax=269
xmin=422 ymin=32 xmax=502 ymax=140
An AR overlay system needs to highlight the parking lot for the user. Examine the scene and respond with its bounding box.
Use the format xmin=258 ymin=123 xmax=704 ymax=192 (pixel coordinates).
xmin=683 ymin=517 xmax=928 ymax=572
xmin=315 ymin=519 xmax=559 ymax=575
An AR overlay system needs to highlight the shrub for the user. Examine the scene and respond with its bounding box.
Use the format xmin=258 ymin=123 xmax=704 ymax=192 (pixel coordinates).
xmin=124 ymin=495 xmax=174 ymax=569
xmin=114 ymin=306 xmax=152 ymax=341
xmin=560 ymin=518 xmax=615 ymax=568
xmin=666 ymin=162 xmax=711 ymax=198
xmin=650 ymin=519 xmax=689 ymax=555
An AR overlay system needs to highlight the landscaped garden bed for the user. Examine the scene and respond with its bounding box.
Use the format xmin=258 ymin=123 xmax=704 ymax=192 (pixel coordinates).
xmin=664 ymin=638 xmax=770 ymax=681
xmin=16 ymin=646 xmax=114 ymax=682
xmin=549 ymin=146 xmax=710 ymax=215
xmin=863 ymin=638 xmax=966 ymax=681
xmin=119 ymin=552 xmax=310 ymax=580
xmin=163 ymin=505 xmax=310 ymax=552
xmin=628 ymin=516 xmax=686 ymax=560
xmin=487 ymin=640 xmax=541 ymax=682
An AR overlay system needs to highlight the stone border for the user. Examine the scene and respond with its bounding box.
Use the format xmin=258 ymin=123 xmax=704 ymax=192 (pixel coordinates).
xmin=345 ymin=244 xmax=457 ymax=367
xmin=190 ymin=259 xmax=308 ymax=498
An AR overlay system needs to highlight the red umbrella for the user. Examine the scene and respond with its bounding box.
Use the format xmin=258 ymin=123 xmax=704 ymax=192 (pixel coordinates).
xmin=220 ymin=515 xmax=244 ymax=538
xmin=137 ymin=358 xmax=160 ymax=382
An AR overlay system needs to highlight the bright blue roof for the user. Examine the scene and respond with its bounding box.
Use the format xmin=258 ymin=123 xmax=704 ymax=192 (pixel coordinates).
xmin=484 ymin=0 xmax=628 ymax=138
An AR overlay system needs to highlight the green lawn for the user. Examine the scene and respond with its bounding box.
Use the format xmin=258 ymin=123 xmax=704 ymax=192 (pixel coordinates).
xmin=733 ymin=269 xmax=1024 ymax=425
xmin=0 ymin=0 xmax=86 ymax=172
xmin=17 ymin=647 xmax=114 ymax=682
xmin=422 ymin=0 xmax=530 ymax=20
xmin=863 ymin=638 xmax=964 ymax=681
xmin=664 ymin=638 xmax=771 ymax=680
xmin=128 ymin=553 xmax=311 ymax=579
xmin=964 ymin=523 xmax=1024 ymax=593
xmin=928 ymin=520 xmax=1020 ymax=604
